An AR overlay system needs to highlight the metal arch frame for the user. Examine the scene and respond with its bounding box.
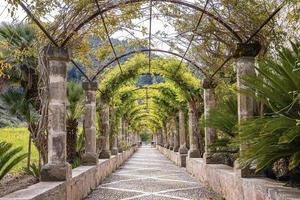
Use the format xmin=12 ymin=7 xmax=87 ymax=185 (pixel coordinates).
xmin=91 ymin=48 xmax=208 ymax=80
xmin=175 ymin=0 xmax=209 ymax=72
xmin=94 ymin=0 xmax=123 ymax=74
xmin=61 ymin=0 xmax=243 ymax=46
xmin=16 ymin=0 xmax=284 ymax=83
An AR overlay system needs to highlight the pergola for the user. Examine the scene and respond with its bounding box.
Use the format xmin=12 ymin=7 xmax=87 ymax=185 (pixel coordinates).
xmin=14 ymin=0 xmax=284 ymax=182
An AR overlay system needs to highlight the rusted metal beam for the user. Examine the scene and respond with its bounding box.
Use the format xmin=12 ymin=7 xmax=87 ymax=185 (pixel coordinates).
xmin=70 ymin=60 xmax=91 ymax=81
xmin=17 ymin=0 xmax=92 ymax=83
xmin=245 ymin=3 xmax=284 ymax=44
xmin=94 ymin=0 xmax=123 ymax=73
xmin=209 ymin=3 xmax=284 ymax=78
xmin=210 ymin=55 xmax=233 ymax=79
xmin=17 ymin=0 xmax=59 ymax=47
xmin=148 ymin=0 xmax=153 ymax=73
xmin=175 ymin=0 xmax=209 ymax=72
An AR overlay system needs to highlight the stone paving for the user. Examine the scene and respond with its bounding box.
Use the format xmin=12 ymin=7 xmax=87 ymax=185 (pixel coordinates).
xmin=85 ymin=146 xmax=222 ymax=200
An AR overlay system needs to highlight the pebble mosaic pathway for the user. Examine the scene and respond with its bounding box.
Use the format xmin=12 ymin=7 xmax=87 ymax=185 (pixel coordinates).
xmin=85 ymin=146 xmax=222 ymax=200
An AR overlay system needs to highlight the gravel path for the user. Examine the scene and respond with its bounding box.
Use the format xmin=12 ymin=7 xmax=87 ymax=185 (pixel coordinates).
xmin=85 ymin=145 xmax=222 ymax=200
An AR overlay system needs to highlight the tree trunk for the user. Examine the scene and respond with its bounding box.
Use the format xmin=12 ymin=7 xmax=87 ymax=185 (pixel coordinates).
xmin=27 ymin=131 xmax=32 ymax=169
xmin=66 ymin=118 xmax=78 ymax=163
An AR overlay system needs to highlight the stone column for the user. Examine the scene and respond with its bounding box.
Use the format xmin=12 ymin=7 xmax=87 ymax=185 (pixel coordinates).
xmin=111 ymin=134 xmax=118 ymax=155
xmin=82 ymin=81 xmax=98 ymax=165
xmin=178 ymin=108 xmax=188 ymax=154
xmin=202 ymin=79 xmax=219 ymax=164
xmin=172 ymin=117 xmax=179 ymax=152
xmin=118 ymin=117 xmax=123 ymax=153
xmin=41 ymin=46 xmax=71 ymax=181
xmin=235 ymin=42 xmax=261 ymax=177
xmin=163 ymin=124 xmax=169 ymax=148
xmin=99 ymin=100 xmax=111 ymax=159
xmin=159 ymin=129 xmax=163 ymax=146
xmin=188 ymin=101 xmax=201 ymax=158
xmin=169 ymin=122 xmax=174 ymax=150
xmin=110 ymin=107 xmax=118 ymax=155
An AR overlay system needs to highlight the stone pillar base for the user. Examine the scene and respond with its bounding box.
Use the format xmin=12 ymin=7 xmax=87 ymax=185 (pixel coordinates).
xmin=99 ymin=149 xmax=111 ymax=159
xmin=82 ymin=152 xmax=98 ymax=165
xmin=179 ymin=145 xmax=188 ymax=154
xmin=188 ymin=149 xmax=201 ymax=158
xmin=234 ymin=160 xmax=257 ymax=178
xmin=41 ymin=163 xmax=71 ymax=181
xmin=179 ymin=154 xmax=187 ymax=167
xmin=118 ymin=148 xmax=123 ymax=153
xmin=203 ymin=152 xmax=224 ymax=164
xmin=173 ymin=146 xmax=179 ymax=152
xmin=111 ymin=148 xmax=119 ymax=155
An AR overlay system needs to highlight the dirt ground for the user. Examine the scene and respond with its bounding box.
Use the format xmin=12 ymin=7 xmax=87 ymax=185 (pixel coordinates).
xmin=0 ymin=173 xmax=38 ymax=197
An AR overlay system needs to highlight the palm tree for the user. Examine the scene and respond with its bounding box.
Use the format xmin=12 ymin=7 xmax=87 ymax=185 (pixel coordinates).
xmin=66 ymin=81 xmax=84 ymax=163
xmin=0 ymin=23 xmax=39 ymax=108
xmin=0 ymin=23 xmax=43 ymax=166
xmin=0 ymin=141 xmax=27 ymax=180
xmin=238 ymin=41 xmax=300 ymax=180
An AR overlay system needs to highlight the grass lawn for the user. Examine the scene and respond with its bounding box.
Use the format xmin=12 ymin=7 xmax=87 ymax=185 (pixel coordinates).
xmin=0 ymin=127 xmax=39 ymax=174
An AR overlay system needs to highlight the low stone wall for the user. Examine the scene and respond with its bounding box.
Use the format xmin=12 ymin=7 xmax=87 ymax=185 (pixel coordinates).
xmin=156 ymin=146 xmax=187 ymax=167
xmin=186 ymin=157 xmax=300 ymax=200
xmin=0 ymin=147 xmax=137 ymax=200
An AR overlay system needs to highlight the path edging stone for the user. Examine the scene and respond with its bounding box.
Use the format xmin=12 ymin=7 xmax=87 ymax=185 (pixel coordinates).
xmin=0 ymin=147 xmax=137 ymax=200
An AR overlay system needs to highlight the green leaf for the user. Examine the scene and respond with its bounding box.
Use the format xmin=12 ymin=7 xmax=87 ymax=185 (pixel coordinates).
xmin=289 ymin=151 xmax=300 ymax=170
xmin=278 ymin=127 xmax=300 ymax=144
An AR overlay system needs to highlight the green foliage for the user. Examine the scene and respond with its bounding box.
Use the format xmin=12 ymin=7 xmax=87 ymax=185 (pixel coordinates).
xmin=0 ymin=23 xmax=37 ymax=79
xmin=23 ymin=163 xmax=40 ymax=180
xmin=1 ymin=89 xmax=38 ymax=125
xmin=140 ymin=132 xmax=150 ymax=142
xmin=239 ymin=41 xmax=300 ymax=172
xmin=99 ymin=54 xmax=201 ymax=134
xmin=0 ymin=128 xmax=39 ymax=173
xmin=76 ymin=130 xmax=85 ymax=158
xmin=205 ymin=83 xmax=239 ymax=164
xmin=67 ymin=81 xmax=84 ymax=121
xmin=0 ymin=141 xmax=27 ymax=180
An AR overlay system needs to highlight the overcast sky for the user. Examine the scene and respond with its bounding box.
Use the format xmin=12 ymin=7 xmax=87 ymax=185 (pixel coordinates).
xmin=0 ymin=0 xmax=201 ymax=54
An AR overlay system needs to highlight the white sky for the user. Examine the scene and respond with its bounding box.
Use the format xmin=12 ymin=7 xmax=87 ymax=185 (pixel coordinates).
xmin=0 ymin=0 xmax=202 ymax=56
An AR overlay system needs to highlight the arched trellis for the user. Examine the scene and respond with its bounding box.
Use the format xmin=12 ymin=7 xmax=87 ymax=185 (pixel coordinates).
xmin=61 ymin=0 xmax=243 ymax=46
xmin=91 ymin=48 xmax=208 ymax=80
xmin=17 ymin=0 xmax=284 ymax=82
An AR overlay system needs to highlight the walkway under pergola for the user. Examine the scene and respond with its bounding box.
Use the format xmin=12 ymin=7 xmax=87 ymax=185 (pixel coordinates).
xmin=85 ymin=146 xmax=222 ymax=200
xmin=1 ymin=0 xmax=300 ymax=200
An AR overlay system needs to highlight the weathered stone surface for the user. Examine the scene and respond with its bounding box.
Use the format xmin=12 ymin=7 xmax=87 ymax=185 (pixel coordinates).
xmin=41 ymin=163 xmax=71 ymax=182
xmin=82 ymin=152 xmax=98 ymax=165
xmin=99 ymin=149 xmax=111 ymax=159
xmin=83 ymin=82 xmax=97 ymax=165
xmin=186 ymin=157 xmax=300 ymax=200
xmin=188 ymin=101 xmax=201 ymax=158
xmin=236 ymin=52 xmax=256 ymax=177
xmin=203 ymin=82 xmax=219 ymax=164
xmin=99 ymin=101 xmax=111 ymax=158
xmin=41 ymin=46 xmax=70 ymax=181
xmin=188 ymin=149 xmax=201 ymax=158
xmin=178 ymin=108 xmax=188 ymax=155
xmin=1 ymin=148 xmax=137 ymax=200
